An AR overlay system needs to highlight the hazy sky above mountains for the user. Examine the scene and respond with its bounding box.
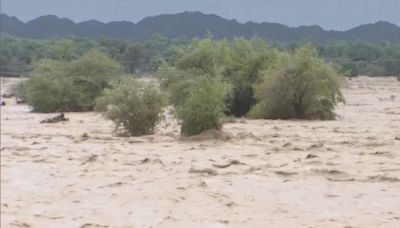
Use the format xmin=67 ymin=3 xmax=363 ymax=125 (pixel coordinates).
xmin=2 ymin=0 xmax=400 ymax=30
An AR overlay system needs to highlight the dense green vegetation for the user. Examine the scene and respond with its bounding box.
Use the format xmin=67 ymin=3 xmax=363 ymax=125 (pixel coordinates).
xmin=250 ymin=45 xmax=344 ymax=120
xmin=0 ymin=35 xmax=188 ymax=76
xmin=159 ymin=39 xmax=344 ymax=136
xmin=282 ymin=41 xmax=400 ymax=77
xmin=177 ymin=78 xmax=230 ymax=136
xmin=20 ymin=50 xmax=123 ymax=112
xmin=159 ymin=38 xmax=277 ymax=117
xmin=95 ymin=78 xmax=165 ymax=136
xmin=4 ymin=36 xmax=354 ymax=136
xmin=317 ymin=41 xmax=400 ymax=77
xmin=1 ymin=36 xmax=400 ymax=78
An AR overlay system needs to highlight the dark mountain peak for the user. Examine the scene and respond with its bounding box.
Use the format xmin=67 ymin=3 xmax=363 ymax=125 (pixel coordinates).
xmin=1 ymin=14 xmax=27 ymax=37
xmin=1 ymin=13 xmax=21 ymax=21
xmin=107 ymin=20 xmax=134 ymax=26
xmin=79 ymin=19 xmax=104 ymax=26
xmin=1 ymin=13 xmax=24 ymax=25
xmin=349 ymin=20 xmax=400 ymax=31
xmin=175 ymin=11 xmax=220 ymax=19
xmin=139 ymin=11 xmax=224 ymax=24
xmin=27 ymin=15 xmax=75 ymax=26
xmin=1 ymin=12 xmax=399 ymax=43
xmin=180 ymin=11 xmax=204 ymax=16
xmin=28 ymin=15 xmax=61 ymax=23
xmin=344 ymin=20 xmax=400 ymax=42
xmin=373 ymin=21 xmax=399 ymax=27
xmin=297 ymin=25 xmax=323 ymax=30
xmin=260 ymin=21 xmax=289 ymax=29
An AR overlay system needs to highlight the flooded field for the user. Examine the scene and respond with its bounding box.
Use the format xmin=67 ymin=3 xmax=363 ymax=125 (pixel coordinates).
xmin=1 ymin=77 xmax=400 ymax=227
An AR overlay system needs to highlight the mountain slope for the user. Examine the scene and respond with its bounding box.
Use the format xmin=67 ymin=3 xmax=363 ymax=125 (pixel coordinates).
xmin=1 ymin=12 xmax=400 ymax=42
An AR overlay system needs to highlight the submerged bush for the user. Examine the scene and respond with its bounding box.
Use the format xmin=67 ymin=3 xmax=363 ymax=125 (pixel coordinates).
xmin=24 ymin=60 xmax=81 ymax=112
xmin=177 ymin=78 xmax=230 ymax=136
xmin=26 ymin=74 xmax=82 ymax=112
xmin=24 ymin=50 xmax=123 ymax=112
xmin=95 ymin=77 xmax=165 ymax=136
xmin=161 ymin=38 xmax=277 ymax=117
xmin=224 ymin=39 xmax=277 ymax=116
xmin=168 ymin=79 xmax=196 ymax=107
xmin=250 ymin=44 xmax=344 ymax=120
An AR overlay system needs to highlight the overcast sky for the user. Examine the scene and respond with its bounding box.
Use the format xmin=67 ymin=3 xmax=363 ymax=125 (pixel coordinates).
xmin=2 ymin=0 xmax=399 ymax=30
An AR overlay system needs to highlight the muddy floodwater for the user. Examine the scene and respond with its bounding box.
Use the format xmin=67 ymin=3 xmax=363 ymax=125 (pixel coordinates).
xmin=1 ymin=77 xmax=400 ymax=227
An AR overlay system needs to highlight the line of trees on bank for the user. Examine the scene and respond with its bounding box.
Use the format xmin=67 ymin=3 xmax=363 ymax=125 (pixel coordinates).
xmin=0 ymin=35 xmax=189 ymax=76
xmin=1 ymin=35 xmax=400 ymax=77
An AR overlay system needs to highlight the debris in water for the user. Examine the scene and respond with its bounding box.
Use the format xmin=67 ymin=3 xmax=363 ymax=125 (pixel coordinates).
xmin=40 ymin=113 xmax=69 ymax=124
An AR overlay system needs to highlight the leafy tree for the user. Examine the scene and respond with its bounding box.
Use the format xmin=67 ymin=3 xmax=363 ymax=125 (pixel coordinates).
xmin=224 ymin=38 xmax=277 ymax=116
xmin=97 ymin=37 xmax=127 ymax=60
xmin=172 ymin=38 xmax=277 ymax=116
xmin=24 ymin=60 xmax=81 ymax=112
xmin=66 ymin=49 xmax=124 ymax=109
xmin=23 ymin=50 xmax=123 ymax=112
xmin=176 ymin=38 xmax=229 ymax=75
xmin=177 ymin=78 xmax=230 ymax=136
xmin=250 ymin=44 xmax=344 ymax=120
xmin=124 ymin=43 xmax=149 ymax=73
xmin=95 ymin=77 xmax=165 ymax=136
xmin=71 ymin=37 xmax=96 ymax=56
xmin=48 ymin=39 xmax=77 ymax=61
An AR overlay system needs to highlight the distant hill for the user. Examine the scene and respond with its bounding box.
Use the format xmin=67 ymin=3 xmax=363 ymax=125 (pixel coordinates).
xmin=1 ymin=11 xmax=400 ymax=43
